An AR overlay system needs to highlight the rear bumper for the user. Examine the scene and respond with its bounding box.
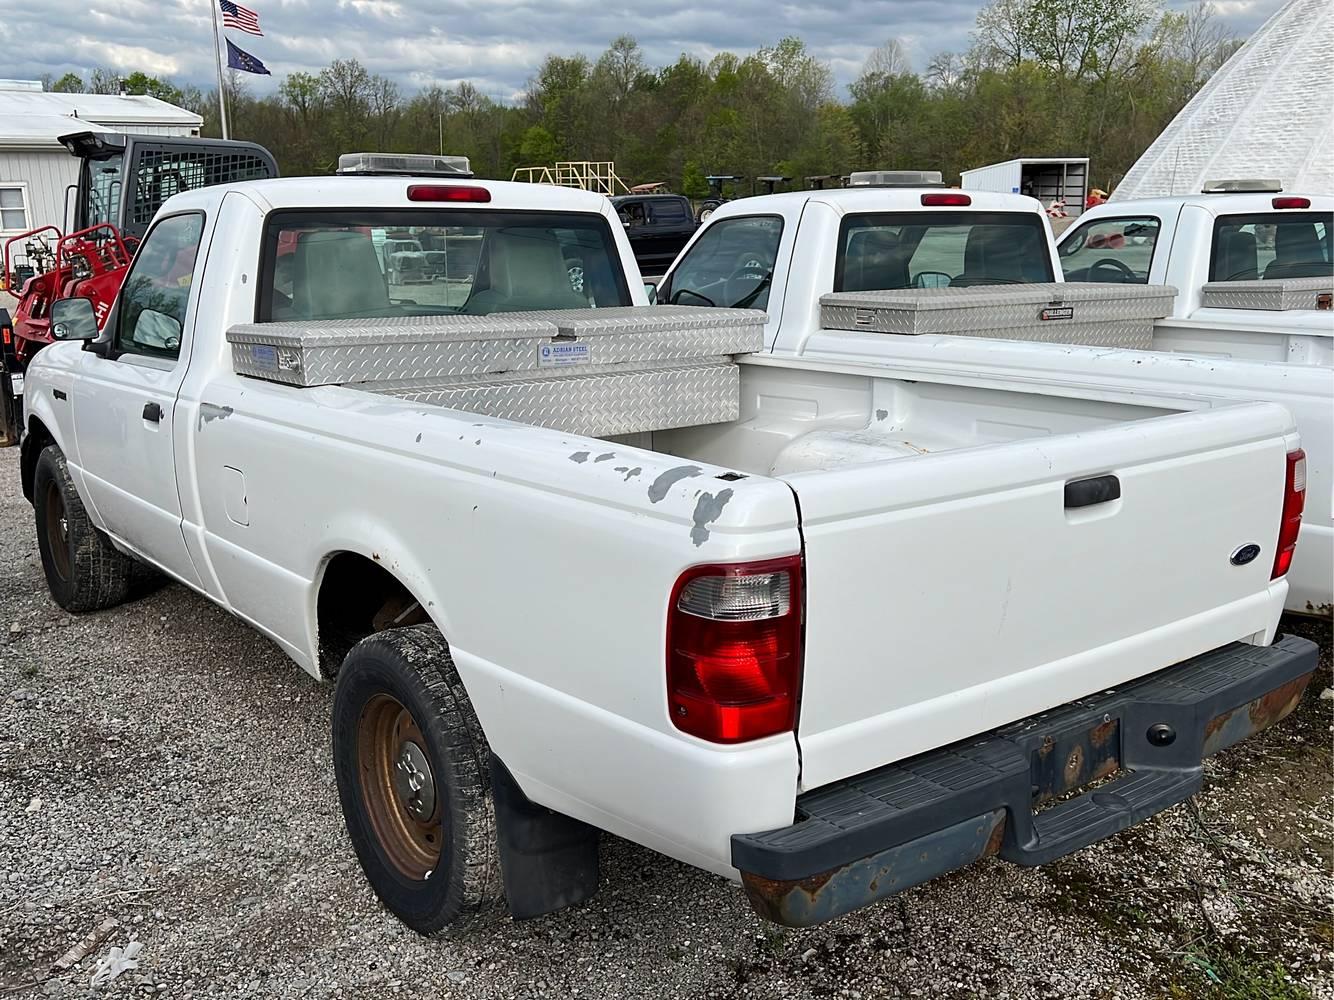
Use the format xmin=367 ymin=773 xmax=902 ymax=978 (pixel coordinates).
xmin=732 ymin=635 xmax=1317 ymax=927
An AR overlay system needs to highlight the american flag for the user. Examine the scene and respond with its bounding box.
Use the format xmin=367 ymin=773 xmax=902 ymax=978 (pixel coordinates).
xmin=219 ymin=0 xmax=263 ymax=36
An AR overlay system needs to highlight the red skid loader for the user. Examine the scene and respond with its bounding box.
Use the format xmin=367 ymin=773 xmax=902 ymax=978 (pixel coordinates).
xmin=1 ymin=130 xmax=277 ymax=445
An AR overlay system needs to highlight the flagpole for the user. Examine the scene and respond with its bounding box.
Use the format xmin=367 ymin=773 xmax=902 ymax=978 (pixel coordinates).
xmin=210 ymin=0 xmax=230 ymax=139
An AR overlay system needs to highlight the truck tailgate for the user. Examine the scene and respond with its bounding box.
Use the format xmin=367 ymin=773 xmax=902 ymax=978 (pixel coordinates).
xmin=786 ymin=401 xmax=1296 ymax=790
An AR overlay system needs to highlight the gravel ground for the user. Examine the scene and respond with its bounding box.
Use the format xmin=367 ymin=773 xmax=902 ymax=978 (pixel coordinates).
xmin=0 ymin=444 xmax=1329 ymax=1000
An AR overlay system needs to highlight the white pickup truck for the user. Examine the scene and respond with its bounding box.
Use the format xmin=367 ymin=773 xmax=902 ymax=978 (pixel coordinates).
xmin=18 ymin=174 xmax=1316 ymax=932
xmin=1057 ymin=188 xmax=1333 ymax=366
xmin=659 ymin=186 xmax=1334 ymax=618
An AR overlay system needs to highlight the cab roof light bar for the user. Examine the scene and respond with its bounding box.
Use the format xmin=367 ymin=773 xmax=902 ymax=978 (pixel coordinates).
xmin=336 ymin=152 xmax=474 ymax=178
xmin=1202 ymin=179 xmax=1283 ymax=194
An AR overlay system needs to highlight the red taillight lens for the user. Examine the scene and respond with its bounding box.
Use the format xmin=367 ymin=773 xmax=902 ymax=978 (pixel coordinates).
xmin=1272 ymin=449 xmax=1306 ymax=579
xmin=667 ymin=556 xmax=803 ymax=743
xmin=1272 ymin=197 xmax=1310 ymax=209
xmin=921 ymin=192 xmax=971 ymax=207
xmin=407 ymin=184 xmax=491 ymax=203
xmin=1 ymin=325 xmax=11 ymax=346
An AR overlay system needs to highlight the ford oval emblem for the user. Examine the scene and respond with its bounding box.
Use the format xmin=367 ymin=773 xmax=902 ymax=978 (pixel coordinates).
xmin=1230 ymin=543 xmax=1262 ymax=566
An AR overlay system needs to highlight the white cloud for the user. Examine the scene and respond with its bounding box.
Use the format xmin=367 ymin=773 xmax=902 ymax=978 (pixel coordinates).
xmin=8 ymin=0 xmax=1291 ymax=100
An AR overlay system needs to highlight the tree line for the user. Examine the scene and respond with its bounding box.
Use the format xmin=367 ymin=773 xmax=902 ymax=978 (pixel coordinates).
xmin=44 ymin=0 xmax=1240 ymax=197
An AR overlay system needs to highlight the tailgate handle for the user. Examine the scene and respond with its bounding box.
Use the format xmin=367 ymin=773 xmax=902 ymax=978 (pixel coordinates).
xmin=1065 ymin=475 xmax=1120 ymax=509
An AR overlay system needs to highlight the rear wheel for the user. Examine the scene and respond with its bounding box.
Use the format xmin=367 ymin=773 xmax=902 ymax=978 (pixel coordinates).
xmin=32 ymin=446 xmax=134 ymax=612
xmin=332 ymin=625 xmax=502 ymax=933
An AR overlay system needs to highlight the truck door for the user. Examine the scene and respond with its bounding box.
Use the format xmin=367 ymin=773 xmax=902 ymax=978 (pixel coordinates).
xmin=71 ymin=211 xmax=204 ymax=588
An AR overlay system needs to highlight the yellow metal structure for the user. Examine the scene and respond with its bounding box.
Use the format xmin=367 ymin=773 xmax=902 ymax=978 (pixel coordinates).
xmin=511 ymin=161 xmax=630 ymax=196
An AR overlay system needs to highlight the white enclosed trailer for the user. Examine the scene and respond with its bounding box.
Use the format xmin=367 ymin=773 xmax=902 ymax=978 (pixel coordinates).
xmin=961 ymin=157 xmax=1090 ymax=216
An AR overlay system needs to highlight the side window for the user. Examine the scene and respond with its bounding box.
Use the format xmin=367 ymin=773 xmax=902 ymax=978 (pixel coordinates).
xmin=664 ymin=216 xmax=783 ymax=309
xmin=552 ymin=227 xmax=620 ymax=303
xmin=619 ymin=201 xmax=647 ymax=227
xmin=1059 ymin=217 xmax=1160 ymax=283
xmin=907 ymin=226 xmax=969 ymax=287
xmin=652 ymin=199 xmax=689 ymax=225
xmin=0 ymin=184 xmax=30 ymax=233
xmin=116 ymin=213 xmax=204 ymax=361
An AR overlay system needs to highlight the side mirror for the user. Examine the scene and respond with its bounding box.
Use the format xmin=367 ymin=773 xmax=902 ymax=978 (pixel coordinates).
xmin=913 ymin=271 xmax=952 ymax=289
xmin=49 ymin=297 xmax=99 ymax=341
xmin=643 ymin=281 xmax=658 ymax=304
xmin=131 ymin=309 xmax=182 ymax=352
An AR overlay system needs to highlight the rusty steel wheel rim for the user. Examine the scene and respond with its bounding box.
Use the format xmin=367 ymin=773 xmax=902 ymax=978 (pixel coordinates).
xmin=357 ymin=693 xmax=443 ymax=880
xmin=44 ymin=479 xmax=71 ymax=582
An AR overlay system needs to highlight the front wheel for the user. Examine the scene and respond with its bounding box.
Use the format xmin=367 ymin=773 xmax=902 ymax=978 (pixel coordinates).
xmin=32 ymin=446 xmax=134 ymax=612
xmin=332 ymin=625 xmax=502 ymax=933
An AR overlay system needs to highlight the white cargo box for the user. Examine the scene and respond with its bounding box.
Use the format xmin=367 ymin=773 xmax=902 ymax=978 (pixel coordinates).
xmin=1199 ymin=277 xmax=1333 ymax=312
xmin=819 ymin=283 xmax=1177 ymax=349
xmin=225 ymin=306 xmax=765 ymax=436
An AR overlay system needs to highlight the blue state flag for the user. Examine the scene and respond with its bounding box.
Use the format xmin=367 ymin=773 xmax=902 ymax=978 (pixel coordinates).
xmin=225 ymin=38 xmax=271 ymax=76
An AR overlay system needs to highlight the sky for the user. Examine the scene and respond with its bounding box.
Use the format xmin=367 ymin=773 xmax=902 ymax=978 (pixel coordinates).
xmin=6 ymin=0 xmax=1291 ymax=103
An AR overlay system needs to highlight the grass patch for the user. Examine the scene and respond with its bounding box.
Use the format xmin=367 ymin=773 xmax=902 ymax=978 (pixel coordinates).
xmin=1169 ymin=943 xmax=1313 ymax=1000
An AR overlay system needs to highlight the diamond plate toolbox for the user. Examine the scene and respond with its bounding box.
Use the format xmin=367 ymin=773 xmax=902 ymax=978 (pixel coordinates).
xmin=369 ymin=361 xmax=740 ymax=437
xmin=818 ymin=282 xmax=1177 ymax=349
xmin=226 ymin=306 xmax=764 ymax=387
xmin=1200 ymin=277 xmax=1334 ymax=311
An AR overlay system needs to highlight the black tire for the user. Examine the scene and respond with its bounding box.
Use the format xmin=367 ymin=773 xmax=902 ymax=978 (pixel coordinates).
xmin=33 ymin=445 xmax=134 ymax=613
xmin=332 ymin=624 xmax=502 ymax=934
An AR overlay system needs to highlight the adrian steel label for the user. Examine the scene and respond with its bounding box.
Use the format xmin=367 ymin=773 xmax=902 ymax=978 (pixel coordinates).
xmin=538 ymin=341 xmax=591 ymax=367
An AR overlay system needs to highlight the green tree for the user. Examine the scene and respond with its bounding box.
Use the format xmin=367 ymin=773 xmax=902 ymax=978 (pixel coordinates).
xmin=519 ymin=124 xmax=559 ymax=165
xmin=51 ymin=72 xmax=85 ymax=93
xmin=680 ymin=160 xmax=709 ymax=199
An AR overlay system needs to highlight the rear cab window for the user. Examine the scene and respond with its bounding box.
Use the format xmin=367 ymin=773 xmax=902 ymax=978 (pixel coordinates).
xmin=257 ymin=209 xmax=630 ymax=321
xmin=834 ymin=211 xmax=1053 ymax=291
xmin=1210 ymin=212 xmax=1332 ymax=281
xmin=1059 ymin=216 xmax=1161 ymax=283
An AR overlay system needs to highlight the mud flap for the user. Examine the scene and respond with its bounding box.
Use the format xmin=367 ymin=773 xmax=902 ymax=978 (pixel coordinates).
xmin=489 ymin=756 xmax=600 ymax=920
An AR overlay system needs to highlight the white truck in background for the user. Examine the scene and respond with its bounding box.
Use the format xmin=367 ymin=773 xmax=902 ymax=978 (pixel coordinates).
xmin=658 ymin=186 xmax=1333 ymax=617
xmin=1057 ymin=187 xmax=1333 ymax=366
xmin=17 ymin=171 xmax=1316 ymax=934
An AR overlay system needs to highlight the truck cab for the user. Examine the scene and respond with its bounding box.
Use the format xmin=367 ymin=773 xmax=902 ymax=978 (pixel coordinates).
xmin=1057 ymin=187 xmax=1333 ymax=365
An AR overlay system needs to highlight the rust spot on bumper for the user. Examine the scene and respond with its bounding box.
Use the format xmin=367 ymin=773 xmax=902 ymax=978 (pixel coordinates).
xmin=740 ymin=811 xmax=1006 ymax=927
xmin=1202 ymin=672 xmax=1314 ymax=757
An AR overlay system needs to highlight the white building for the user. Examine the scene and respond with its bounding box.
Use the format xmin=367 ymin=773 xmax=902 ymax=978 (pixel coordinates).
xmin=0 ymin=85 xmax=202 ymax=240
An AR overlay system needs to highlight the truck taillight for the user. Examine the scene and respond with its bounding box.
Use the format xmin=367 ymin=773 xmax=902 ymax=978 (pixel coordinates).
xmin=1271 ymin=197 xmax=1310 ymax=209
xmin=1272 ymin=449 xmax=1306 ymax=580
xmin=667 ymin=556 xmax=803 ymax=744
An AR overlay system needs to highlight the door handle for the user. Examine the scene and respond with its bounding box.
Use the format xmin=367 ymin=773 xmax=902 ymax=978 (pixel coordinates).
xmin=1065 ymin=474 xmax=1120 ymax=509
xmin=142 ymin=402 xmax=163 ymax=423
